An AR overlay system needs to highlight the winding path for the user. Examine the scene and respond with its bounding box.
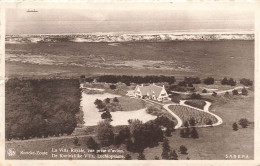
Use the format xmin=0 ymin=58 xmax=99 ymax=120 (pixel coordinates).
xmin=163 ymin=100 xmax=223 ymax=129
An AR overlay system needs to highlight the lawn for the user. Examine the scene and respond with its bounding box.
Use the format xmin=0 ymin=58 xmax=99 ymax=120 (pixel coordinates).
xmin=184 ymin=100 xmax=206 ymax=110
xmin=117 ymin=96 xmax=145 ymax=111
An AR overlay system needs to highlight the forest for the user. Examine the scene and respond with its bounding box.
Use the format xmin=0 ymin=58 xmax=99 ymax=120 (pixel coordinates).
xmin=5 ymin=78 xmax=81 ymax=140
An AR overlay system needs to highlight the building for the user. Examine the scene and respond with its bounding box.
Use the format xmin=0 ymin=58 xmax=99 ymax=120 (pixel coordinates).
xmin=134 ymin=83 xmax=169 ymax=102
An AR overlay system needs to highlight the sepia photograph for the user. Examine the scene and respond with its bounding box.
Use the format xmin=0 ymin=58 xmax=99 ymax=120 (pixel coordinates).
xmin=2 ymin=3 xmax=257 ymax=161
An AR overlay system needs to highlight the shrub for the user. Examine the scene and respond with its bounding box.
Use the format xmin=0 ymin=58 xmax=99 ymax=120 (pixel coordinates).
xmin=86 ymin=137 xmax=99 ymax=150
xmin=212 ymin=91 xmax=217 ymax=97
xmin=232 ymin=122 xmax=238 ymax=131
xmin=105 ymin=98 xmax=110 ymax=104
xmin=190 ymin=93 xmax=202 ymax=100
xmin=240 ymin=78 xmax=253 ymax=86
xmin=190 ymin=127 xmax=199 ymax=139
xmin=238 ymin=118 xmax=249 ymax=128
xmin=189 ymin=117 xmax=196 ymax=126
xmin=180 ymin=145 xmax=188 ymax=154
xmin=113 ymin=97 xmax=119 ymax=102
xmin=206 ymin=119 xmax=213 ymax=126
xmin=224 ymin=91 xmax=230 ymax=97
xmin=180 ymin=129 xmax=186 ymax=138
xmin=203 ymin=77 xmax=214 ymax=85
xmin=154 ymin=156 xmax=160 ymax=160
xmin=165 ymin=127 xmax=171 ymax=137
xmin=146 ymin=106 xmax=163 ymax=116
xmin=202 ymin=89 xmax=207 ymax=93
xmin=222 ymin=77 xmax=236 ymax=86
xmin=242 ymin=88 xmax=248 ymax=96
xmin=125 ymin=154 xmax=132 ymax=160
xmin=178 ymin=81 xmax=187 ymax=87
xmin=168 ymin=150 xmax=178 ymax=160
xmin=73 ymin=137 xmax=79 ymax=146
xmin=110 ymin=84 xmax=116 ymax=89
xmin=137 ymin=152 xmax=146 ymax=160
xmin=232 ymin=89 xmax=239 ymax=95
xmin=101 ymin=111 xmax=112 ymax=120
xmin=188 ymin=83 xmax=193 ymax=87
xmin=97 ymin=120 xmax=115 ymax=146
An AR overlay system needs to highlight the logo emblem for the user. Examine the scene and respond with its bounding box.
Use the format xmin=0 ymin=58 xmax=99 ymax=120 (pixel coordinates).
xmin=7 ymin=148 xmax=16 ymax=156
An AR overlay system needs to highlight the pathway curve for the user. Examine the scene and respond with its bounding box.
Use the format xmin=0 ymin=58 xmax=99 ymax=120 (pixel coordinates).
xmin=179 ymin=100 xmax=223 ymax=127
xmin=163 ymin=104 xmax=183 ymax=129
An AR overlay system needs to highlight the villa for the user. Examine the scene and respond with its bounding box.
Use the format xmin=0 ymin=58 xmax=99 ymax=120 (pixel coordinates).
xmin=134 ymin=83 xmax=169 ymax=102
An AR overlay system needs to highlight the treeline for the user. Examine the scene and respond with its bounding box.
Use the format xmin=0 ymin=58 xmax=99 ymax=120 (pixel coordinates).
xmin=81 ymin=75 xmax=176 ymax=85
xmin=88 ymin=116 xmax=175 ymax=153
xmin=5 ymin=78 xmax=81 ymax=140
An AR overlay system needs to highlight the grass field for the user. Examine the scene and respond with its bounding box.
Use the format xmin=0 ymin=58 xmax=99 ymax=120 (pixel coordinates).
xmin=6 ymin=41 xmax=254 ymax=79
xmin=184 ymin=100 xmax=206 ymax=110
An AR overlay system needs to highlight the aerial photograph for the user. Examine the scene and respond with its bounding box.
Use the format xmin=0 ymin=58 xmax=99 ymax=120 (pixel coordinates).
xmin=5 ymin=5 xmax=254 ymax=160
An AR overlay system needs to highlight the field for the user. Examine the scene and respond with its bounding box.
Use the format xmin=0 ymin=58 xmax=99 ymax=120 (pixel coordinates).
xmin=168 ymin=105 xmax=218 ymax=126
xmin=6 ymin=41 xmax=254 ymax=79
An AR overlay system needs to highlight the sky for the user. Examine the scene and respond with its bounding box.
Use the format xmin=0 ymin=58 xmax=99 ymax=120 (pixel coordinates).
xmin=6 ymin=4 xmax=254 ymax=35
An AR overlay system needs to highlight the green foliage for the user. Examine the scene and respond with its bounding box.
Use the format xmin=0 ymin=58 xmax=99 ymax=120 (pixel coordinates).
xmin=232 ymin=122 xmax=238 ymax=131
xmin=180 ymin=145 xmax=188 ymax=154
xmin=5 ymin=79 xmax=81 ymax=140
xmin=189 ymin=117 xmax=196 ymax=126
xmin=180 ymin=129 xmax=185 ymax=138
xmin=97 ymin=120 xmax=115 ymax=146
xmin=212 ymin=91 xmax=217 ymax=97
xmin=238 ymin=118 xmax=249 ymax=128
xmin=161 ymin=139 xmax=170 ymax=159
xmin=114 ymin=127 xmax=130 ymax=146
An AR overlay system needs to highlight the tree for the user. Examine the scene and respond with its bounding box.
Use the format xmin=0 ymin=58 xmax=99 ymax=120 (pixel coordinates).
xmin=162 ymin=139 xmax=170 ymax=153
xmin=202 ymin=89 xmax=207 ymax=93
xmin=184 ymin=121 xmax=189 ymax=128
xmin=212 ymin=91 xmax=217 ymax=97
xmin=190 ymin=127 xmax=199 ymax=139
xmin=204 ymin=77 xmax=214 ymax=85
xmin=113 ymin=97 xmax=119 ymax=102
xmin=232 ymin=122 xmax=238 ymax=131
xmin=154 ymin=156 xmax=160 ymax=160
xmin=137 ymin=152 xmax=146 ymax=160
xmin=165 ymin=127 xmax=171 ymax=137
xmin=168 ymin=150 xmax=178 ymax=160
xmin=110 ymin=84 xmax=116 ymax=89
xmin=180 ymin=129 xmax=186 ymax=138
xmin=238 ymin=118 xmax=249 ymax=128
xmin=221 ymin=77 xmax=228 ymax=85
xmin=125 ymin=154 xmax=132 ymax=160
xmin=97 ymin=120 xmax=115 ymax=146
xmin=232 ymin=89 xmax=239 ymax=95
xmin=101 ymin=111 xmax=112 ymax=120
xmin=73 ymin=137 xmax=79 ymax=146
xmin=161 ymin=150 xmax=169 ymax=160
xmin=86 ymin=137 xmax=99 ymax=150
xmin=206 ymin=119 xmax=213 ymax=126
xmin=242 ymin=88 xmax=248 ymax=96
xmin=189 ymin=117 xmax=196 ymax=126
xmin=224 ymin=91 xmax=230 ymax=97
xmin=240 ymin=78 xmax=253 ymax=86
xmin=105 ymin=98 xmax=110 ymax=104
xmin=180 ymin=145 xmax=188 ymax=154
xmin=190 ymin=93 xmax=202 ymax=100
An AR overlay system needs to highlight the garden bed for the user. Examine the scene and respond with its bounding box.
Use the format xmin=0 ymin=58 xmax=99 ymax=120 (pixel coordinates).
xmin=168 ymin=105 xmax=217 ymax=126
